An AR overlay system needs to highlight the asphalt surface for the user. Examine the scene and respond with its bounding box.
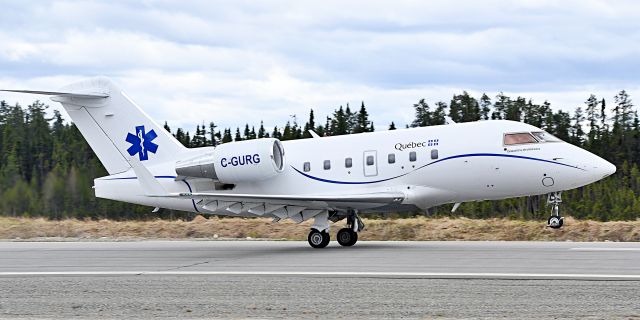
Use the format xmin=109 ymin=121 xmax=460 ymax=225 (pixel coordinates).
xmin=0 ymin=241 xmax=639 ymax=319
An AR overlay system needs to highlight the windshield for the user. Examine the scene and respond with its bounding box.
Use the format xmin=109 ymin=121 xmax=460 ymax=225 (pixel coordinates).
xmin=532 ymin=131 xmax=562 ymax=142
xmin=503 ymin=132 xmax=538 ymax=145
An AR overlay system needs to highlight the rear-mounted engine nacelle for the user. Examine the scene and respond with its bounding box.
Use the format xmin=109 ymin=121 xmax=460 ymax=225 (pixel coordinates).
xmin=175 ymin=138 xmax=285 ymax=183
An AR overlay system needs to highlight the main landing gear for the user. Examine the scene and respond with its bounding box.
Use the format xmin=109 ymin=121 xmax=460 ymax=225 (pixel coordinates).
xmin=308 ymin=229 xmax=330 ymax=249
xmin=547 ymin=191 xmax=564 ymax=229
xmin=337 ymin=228 xmax=357 ymax=247
xmin=337 ymin=210 xmax=364 ymax=247
xmin=307 ymin=209 xmax=364 ymax=248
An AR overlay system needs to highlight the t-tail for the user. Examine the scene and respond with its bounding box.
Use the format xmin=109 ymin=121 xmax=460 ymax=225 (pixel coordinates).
xmin=2 ymin=77 xmax=187 ymax=174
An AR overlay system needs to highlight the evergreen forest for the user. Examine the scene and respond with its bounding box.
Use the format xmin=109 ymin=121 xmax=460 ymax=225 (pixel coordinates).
xmin=0 ymin=90 xmax=638 ymax=221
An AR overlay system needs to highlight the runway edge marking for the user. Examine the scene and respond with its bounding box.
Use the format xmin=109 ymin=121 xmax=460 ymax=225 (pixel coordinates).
xmin=0 ymin=271 xmax=639 ymax=280
xmin=569 ymin=247 xmax=640 ymax=252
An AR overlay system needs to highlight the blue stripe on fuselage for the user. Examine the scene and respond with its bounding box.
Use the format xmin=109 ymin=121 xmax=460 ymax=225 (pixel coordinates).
xmin=292 ymin=152 xmax=584 ymax=185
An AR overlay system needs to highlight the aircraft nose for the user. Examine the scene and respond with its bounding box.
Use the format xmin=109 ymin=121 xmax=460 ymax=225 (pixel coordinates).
xmin=590 ymin=156 xmax=616 ymax=179
xmin=602 ymin=159 xmax=616 ymax=177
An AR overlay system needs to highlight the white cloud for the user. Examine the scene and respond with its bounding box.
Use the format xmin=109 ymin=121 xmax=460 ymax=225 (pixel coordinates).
xmin=1 ymin=0 xmax=640 ymax=131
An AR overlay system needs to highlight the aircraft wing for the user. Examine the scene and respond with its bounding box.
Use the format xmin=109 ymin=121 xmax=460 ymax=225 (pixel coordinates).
xmin=127 ymin=155 xmax=404 ymax=221
xmin=164 ymin=191 xmax=405 ymax=221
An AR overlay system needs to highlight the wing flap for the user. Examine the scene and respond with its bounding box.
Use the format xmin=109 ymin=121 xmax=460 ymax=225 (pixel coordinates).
xmin=161 ymin=191 xmax=405 ymax=205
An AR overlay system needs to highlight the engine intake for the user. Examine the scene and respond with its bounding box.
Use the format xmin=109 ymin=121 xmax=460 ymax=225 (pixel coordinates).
xmin=175 ymin=138 xmax=285 ymax=183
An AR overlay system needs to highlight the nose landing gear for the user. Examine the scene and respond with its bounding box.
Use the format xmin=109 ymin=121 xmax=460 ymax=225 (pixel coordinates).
xmin=547 ymin=192 xmax=564 ymax=229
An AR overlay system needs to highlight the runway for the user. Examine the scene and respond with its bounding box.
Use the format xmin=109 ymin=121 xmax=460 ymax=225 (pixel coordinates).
xmin=0 ymin=241 xmax=639 ymax=319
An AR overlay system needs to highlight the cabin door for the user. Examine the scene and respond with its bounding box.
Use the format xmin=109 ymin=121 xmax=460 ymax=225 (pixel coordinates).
xmin=363 ymin=150 xmax=378 ymax=177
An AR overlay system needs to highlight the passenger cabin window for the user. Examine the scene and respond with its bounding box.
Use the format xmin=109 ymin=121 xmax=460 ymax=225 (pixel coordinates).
xmin=345 ymin=158 xmax=353 ymax=168
xmin=388 ymin=153 xmax=395 ymax=164
xmin=532 ymin=131 xmax=561 ymax=142
xmin=324 ymin=160 xmax=331 ymax=170
xmin=503 ymin=132 xmax=538 ymax=145
xmin=366 ymin=155 xmax=374 ymax=166
xmin=409 ymin=151 xmax=417 ymax=162
xmin=431 ymin=149 xmax=438 ymax=159
xmin=303 ymin=162 xmax=311 ymax=172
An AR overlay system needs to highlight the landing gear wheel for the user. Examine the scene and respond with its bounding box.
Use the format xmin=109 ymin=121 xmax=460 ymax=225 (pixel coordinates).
xmin=308 ymin=229 xmax=330 ymax=248
xmin=546 ymin=191 xmax=564 ymax=229
xmin=547 ymin=215 xmax=564 ymax=229
xmin=337 ymin=228 xmax=358 ymax=247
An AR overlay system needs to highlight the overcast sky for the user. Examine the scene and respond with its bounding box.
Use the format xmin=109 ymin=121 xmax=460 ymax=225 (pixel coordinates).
xmin=1 ymin=0 xmax=639 ymax=131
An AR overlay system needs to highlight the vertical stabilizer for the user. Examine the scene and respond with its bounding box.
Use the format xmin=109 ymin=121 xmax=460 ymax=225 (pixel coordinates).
xmin=51 ymin=77 xmax=186 ymax=174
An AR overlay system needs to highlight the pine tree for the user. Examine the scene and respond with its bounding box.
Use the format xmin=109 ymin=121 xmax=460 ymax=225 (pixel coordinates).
xmin=411 ymin=99 xmax=431 ymax=127
xmin=506 ymin=96 xmax=525 ymax=122
xmin=432 ymin=102 xmax=447 ymax=125
xmin=184 ymin=132 xmax=191 ymax=147
xmin=522 ymin=100 xmax=545 ymax=128
xmin=479 ymin=93 xmax=491 ymax=120
xmin=163 ymin=121 xmax=171 ymax=133
xmin=221 ymin=128 xmax=233 ymax=143
xmin=449 ymin=91 xmax=480 ymax=123
xmin=303 ymin=109 xmax=316 ymax=138
xmin=492 ymin=93 xmax=509 ymax=120
xmin=324 ymin=116 xmax=331 ymax=136
xmin=345 ymin=104 xmax=356 ymax=134
xmin=175 ymin=128 xmax=188 ymax=147
xmin=272 ymin=126 xmax=282 ymax=139
xmin=258 ymin=121 xmax=266 ymax=138
xmin=353 ymin=101 xmax=372 ymax=133
xmin=613 ymin=90 xmax=633 ymax=131
xmin=330 ymin=106 xmax=349 ymax=135
xmin=208 ymin=122 xmax=217 ymax=146
xmin=570 ymin=107 xmax=586 ymax=146
xmin=585 ymin=95 xmax=601 ymax=147
xmin=243 ymin=124 xmax=251 ymax=140
xmin=190 ymin=124 xmax=207 ymax=147
xmin=552 ymin=110 xmax=572 ymax=141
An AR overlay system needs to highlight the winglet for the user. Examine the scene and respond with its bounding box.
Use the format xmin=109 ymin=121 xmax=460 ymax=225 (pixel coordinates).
xmin=128 ymin=157 xmax=168 ymax=196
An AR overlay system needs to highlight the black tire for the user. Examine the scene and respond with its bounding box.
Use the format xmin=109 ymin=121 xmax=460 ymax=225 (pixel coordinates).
xmin=548 ymin=216 xmax=564 ymax=229
xmin=320 ymin=230 xmax=331 ymax=247
xmin=308 ymin=229 xmax=329 ymax=248
xmin=337 ymin=228 xmax=358 ymax=247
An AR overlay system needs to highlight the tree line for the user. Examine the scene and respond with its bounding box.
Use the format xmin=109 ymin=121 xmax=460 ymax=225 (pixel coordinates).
xmin=165 ymin=101 xmax=375 ymax=147
xmin=0 ymin=90 xmax=637 ymax=221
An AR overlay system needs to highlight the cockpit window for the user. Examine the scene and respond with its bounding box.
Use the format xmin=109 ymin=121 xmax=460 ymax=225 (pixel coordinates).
xmin=532 ymin=131 xmax=561 ymax=142
xmin=503 ymin=132 xmax=538 ymax=145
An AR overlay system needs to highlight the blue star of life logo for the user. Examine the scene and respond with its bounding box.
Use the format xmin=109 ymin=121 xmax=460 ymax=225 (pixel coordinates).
xmin=126 ymin=125 xmax=158 ymax=161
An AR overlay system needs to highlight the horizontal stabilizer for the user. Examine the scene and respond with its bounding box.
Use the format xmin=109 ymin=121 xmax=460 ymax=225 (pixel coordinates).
xmin=0 ymin=89 xmax=108 ymax=99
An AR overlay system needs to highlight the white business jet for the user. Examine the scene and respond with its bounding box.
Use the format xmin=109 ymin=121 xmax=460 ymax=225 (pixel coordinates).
xmin=3 ymin=77 xmax=616 ymax=248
